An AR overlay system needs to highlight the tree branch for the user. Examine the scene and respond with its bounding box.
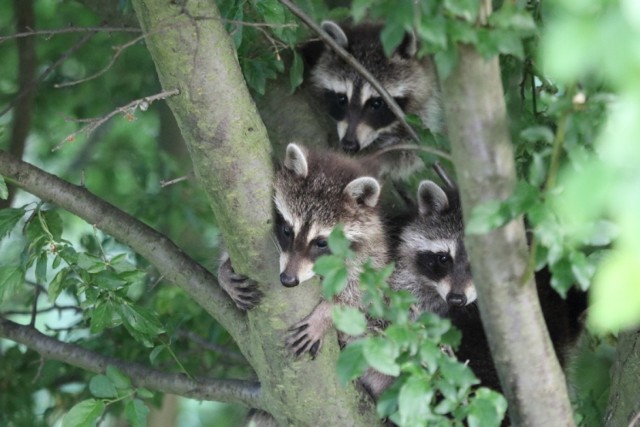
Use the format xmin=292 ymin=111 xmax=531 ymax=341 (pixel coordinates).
xmin=0 ymin=26 xmax=142 ymax=43
xmin=0 ymin=150 xmax=248 ymax=341
xmin=440 ymin=38 xmax=575 ymax=427
xmin=0 ymin=317 xmax=262 ymax=408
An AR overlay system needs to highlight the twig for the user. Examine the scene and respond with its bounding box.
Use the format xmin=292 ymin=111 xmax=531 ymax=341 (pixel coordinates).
xmin=54 ymin=88 xmax=180 ymax=151
xmin=0 ymin=32 xmax=94 ymax=119
xmin=373 ymin=142 xmax=452 ymax=161
xmin=433 ymin=162 xmax=457 ymax=190
xmin=277 ymin=0 xmax=421 ymax=146
xmin=160 ymin=174 xmax=191 ymax=188
xmin=0 ymin=317 xmax=263 ymax=408
xmin=0 ymin=26 xmax=142 ymax=44
xmin=54 ymin=33 xmax=146 ymax=88
xmin=2 ymin=305 xmax=82 ymax=316
xmin=29 ymin=284 xmax=41 ymax=327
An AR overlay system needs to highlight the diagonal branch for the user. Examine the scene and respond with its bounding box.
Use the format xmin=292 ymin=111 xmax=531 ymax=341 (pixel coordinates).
xmin=0 ymin=150 xmax=247 ymax=341
xmin=0 ymin=317 xmax=263 ymax=408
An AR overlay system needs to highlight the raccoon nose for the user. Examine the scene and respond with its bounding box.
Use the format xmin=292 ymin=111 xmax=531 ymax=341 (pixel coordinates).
xmin=280 ymin=273 xmax=299 ymax=288
xmin=341 ymin=138 xmax=360 ymax=154
xmin=447 ymin=293 xmax=467 ymax=307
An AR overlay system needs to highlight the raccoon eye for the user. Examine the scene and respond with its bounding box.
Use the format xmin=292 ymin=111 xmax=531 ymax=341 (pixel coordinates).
xmin=337 ymin=94 xmax=348 ymax=106
xmin=438 ymin=254 xmax=451 ymax=265
xmin=282 ymin=224 xmax=293 ymax=238
xmin=369 ymin=98 xmax=385 ymax=110
xmin=314 ymin=238 xmax=328 ymax=249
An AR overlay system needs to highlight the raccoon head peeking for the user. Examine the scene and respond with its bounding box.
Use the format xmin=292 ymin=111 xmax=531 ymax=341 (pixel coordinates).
xmin=274 ymin=143 xmax=382 ymax=288
xmin=307 ymin=21 xmax=441 ymax=154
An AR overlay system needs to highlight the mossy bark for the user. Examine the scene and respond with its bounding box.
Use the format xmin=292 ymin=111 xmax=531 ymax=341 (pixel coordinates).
xmin=604 ymin=329 xmax=640 ymax=427
xmin=131 ymin=1 xmax=379 ymax=425
xmin=439 ymin=43 xmax=575 ymax=426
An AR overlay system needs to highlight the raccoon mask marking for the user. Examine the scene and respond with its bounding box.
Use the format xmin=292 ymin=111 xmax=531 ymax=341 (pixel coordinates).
xmin=392 ymin=180 xmax=476 ymax=316
xmin=309 ymin=21 xmax=442 ymax=162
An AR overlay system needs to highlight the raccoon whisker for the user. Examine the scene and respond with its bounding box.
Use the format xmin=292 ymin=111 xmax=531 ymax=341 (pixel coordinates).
xmin=371 ymin=143 xmax=451 ymax=162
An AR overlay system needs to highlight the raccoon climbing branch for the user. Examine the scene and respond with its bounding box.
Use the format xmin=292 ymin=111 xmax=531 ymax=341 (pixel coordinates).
xmin=0 ymin=317 xmax=263 ymax=408
xmin=278 ymin=0 xmax=421 ymax=146
xmin=0 ymin=150 xmax=247 ymax=341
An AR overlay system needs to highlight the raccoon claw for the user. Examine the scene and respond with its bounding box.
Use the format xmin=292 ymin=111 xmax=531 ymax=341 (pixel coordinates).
xmin=217 ymin=256 xmax=263 ymax=311
xmin=286 ymin=320 xmax=323 ymax=358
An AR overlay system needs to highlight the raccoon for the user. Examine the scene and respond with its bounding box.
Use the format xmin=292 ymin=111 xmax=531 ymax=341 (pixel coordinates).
xmin=274 ymin=143 xmax=389 ymax=358
xmin=391 ymin=179 xmax=586 ymax=392
xmin=305 ymin=21 xmax=442 ymax=180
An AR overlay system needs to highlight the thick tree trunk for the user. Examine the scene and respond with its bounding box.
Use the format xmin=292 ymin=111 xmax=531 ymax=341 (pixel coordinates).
xmin=439 ymin=43 xmax=575 ymax=427
xmin=131 ymin=1 xmax=379 ymax=425
xmin=604 ymin=329 xmax=640 ymax=427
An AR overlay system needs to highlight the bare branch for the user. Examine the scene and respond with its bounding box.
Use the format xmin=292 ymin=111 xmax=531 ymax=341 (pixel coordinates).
xmin=54 ymin=89 xmax=180 ymax=150
xmin=0 ymin=150 xmax=248 ymax=341
xmin=0 ymin=317 xmax=263 ymax=408
xmin=54 ymin=33 xmax=146 ymax=89
xmin=160 ymin=173 xmax=192 ymax=188
xmin=0 ymin=26 xmax=142 ymax=44
xmin=277 ymin=0 xmax=420 ymax=145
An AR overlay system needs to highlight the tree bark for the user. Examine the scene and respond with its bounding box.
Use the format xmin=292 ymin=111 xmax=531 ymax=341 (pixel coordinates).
xmin=604 ymin=329 xmax=640 ymax=427
xmin=439 ymin=43 xmax=575 ymax=427
xmin=130 ymin=1 xmax=379 ymax=425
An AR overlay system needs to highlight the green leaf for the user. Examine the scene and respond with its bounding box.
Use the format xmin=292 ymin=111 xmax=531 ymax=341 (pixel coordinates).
xmin=0 ymin=175 xmax=7 ymax=200
xmin=77 ymin=253 xmax=107 ymax=273
xmin=569 ymin=250 xmax=596 ymax=291
xmin=136 ymin=388 xmax=154 ymax=399
xmin=363 ymin=337 xmax=400 ymax=376
xmin=549 ymin=258 xmax=574 ymax=298
xmin=332 ymin=305 xmax=367 ymax=336
xmin=336 ymin=340 xmax=368 ymax=385
xmin=94 ymin=270 xmax=126 ymax=290
xmin=118 ymin=304 xmax=164 ymax=347
xmin=0 ymin=208 xmax=24 ymax=240
xmin=149 ymin=345 xmax=166 ymax=365
xmin=35 ymin=252 xmax=48 ymax=284
xmin=465 ymin=200 xmax=510 ymax=235
xmin=434 ymin=48 xmax=459 ymax=80
xmin=351 ymin=0 xmax=372 ymax=22
xmin=327 ymin=225 xmax=351 ymax=258
xmin=106 ymin=365 xmax=132 ymax=390
xmin=467 ymin=388 xmax=508 ymax=427
xmin=48 ymin=268 xmax=69 ymax=303
xmin=418 ymin=15 xmax=448 ymax=50
xmin=520 ymin=125 xmax=554 ymax=144
xmin=380 ymin=23 xmax=406 ymax=57
xmin=439 ymin=356 xmax=479 ymax=390
xmin=488 ymin=5 xmax=536 ymax=33
xmin=62 ymin=399 xmax=105 ymax=427
xmin=419 ymin=340 xmax=442 ymax=374
xmin=89 ymin=375 xmax=117 ymax=398
xmin=0 ymin=266 xmax=24 ymax=303
xmin=315 ymin=255 xmax=349 ymax=300
xmin=444 ymin=0 xmax=479 ymax=22
xmin=398 ymin=376 xmax=434 ymax=425
xmin=125 ymin=398 xmax=149 ymax=427
xmin=91 ymin=301 xmax=119 ymax=333
xmin=289 ymin=51 xmax=304 ymax=91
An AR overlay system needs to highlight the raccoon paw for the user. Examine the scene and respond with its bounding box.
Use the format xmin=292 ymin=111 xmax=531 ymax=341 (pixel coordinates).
xmin=286 ymin=321 xmax=324 ymax=359
xmin=217 ymin=256 xmax=263 ymax=311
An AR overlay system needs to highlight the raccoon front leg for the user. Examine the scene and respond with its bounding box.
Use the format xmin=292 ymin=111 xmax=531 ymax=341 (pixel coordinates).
xmin=217 ymin=252 xmax=263 ymax=311
xmin=286 ymin=300 xmax=333 ymax=358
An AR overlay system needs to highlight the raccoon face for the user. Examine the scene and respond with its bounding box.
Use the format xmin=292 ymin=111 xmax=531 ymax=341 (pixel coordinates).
xmin=403 ymin=180 xmax=477 ymax=308
xmin=311 ymin=21 xmax=429 ymax=154
xmin=274 ymin=143 xmax=381 ymax=288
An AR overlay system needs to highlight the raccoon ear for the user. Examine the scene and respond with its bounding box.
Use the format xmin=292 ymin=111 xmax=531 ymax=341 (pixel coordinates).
xmin=394 ymin=30 xmax=418 ymax=59
xmin=418 ymin=180 xmax=449 ymax=215
xmin=344 ymin=177 xmax=381 ymax=208
xmin=284 ymin=143 xmax=308 ymax=178
xmin=321 ymin=21 xmax=349 ymax=48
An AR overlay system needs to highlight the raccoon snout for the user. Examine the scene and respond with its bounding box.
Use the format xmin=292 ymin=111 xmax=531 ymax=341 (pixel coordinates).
xmin=341 ymin=137 xmax=360 ymax=153
xmin=280 ymin=272 xmax=300 ymax=288
xmin=446 ymin=293 xmax=467 ymax=307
